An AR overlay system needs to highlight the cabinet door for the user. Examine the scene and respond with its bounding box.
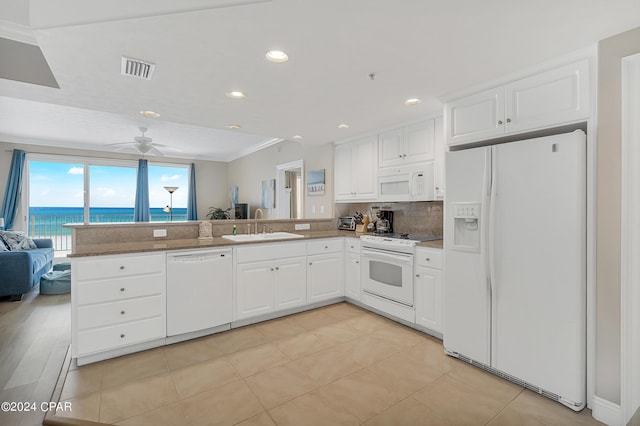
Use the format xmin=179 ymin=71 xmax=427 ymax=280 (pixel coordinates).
xmin=433 ymin=116 xmax=445 ymax=200
xmin=334 ymin=143 xmax=355 ymax=200
xmin=344 ymin=252 xmax=361 ymax=301
xmin=378 ymin=128 xmax=404 ymax=168
xmin=505 ymin=59 xmax=590 ymax=134
xmin=236 ymin=261 xmax=274 ymax=320
xmin=353 ymin=136 xmax=378 ymax=200
xmin=274 ymin=257 xmax=307 ymax=311
xmin=446 ymin=87 xmax=505 ymax=147
xmin=414 ymin=266 xmax=443 ymax=333
xmin=403 ymin=120 xmax=435 ymax=164
xmin=307 ymin=253 xmax=344 ymax=304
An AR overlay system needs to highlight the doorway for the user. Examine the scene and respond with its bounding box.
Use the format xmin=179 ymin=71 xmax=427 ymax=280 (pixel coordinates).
xmin=276 ymin=160 xmax=304 ymax=219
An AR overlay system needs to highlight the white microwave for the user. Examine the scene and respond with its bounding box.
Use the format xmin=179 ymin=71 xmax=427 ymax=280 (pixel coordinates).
xmin=377 ymin=163 xmax=434 ymax=202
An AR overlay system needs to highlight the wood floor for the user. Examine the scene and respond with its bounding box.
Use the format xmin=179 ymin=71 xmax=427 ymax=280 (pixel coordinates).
xmin=0 ymin=287 xmax=71 ymax=426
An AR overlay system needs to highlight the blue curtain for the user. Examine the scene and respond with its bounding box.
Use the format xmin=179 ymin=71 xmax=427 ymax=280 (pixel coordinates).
xmin=187 ymin=163 xmax=197 ymax=220
xmin=0 ymin=150 xmax=26 ymax=230
xmin=134 ymin=159 xmax=150 ymax=222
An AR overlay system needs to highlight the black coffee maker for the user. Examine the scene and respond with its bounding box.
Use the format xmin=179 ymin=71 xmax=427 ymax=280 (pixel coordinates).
xmin=375 ymin=210 xmax=394 ymax=233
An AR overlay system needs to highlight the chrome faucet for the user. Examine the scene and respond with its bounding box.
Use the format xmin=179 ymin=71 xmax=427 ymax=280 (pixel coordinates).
xmin=254 ymin=208 xmax=264 ymax=234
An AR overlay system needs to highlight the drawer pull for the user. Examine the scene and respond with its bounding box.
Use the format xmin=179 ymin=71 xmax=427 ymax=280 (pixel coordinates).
xmin=416 ymin=274 xmax=421 ymax=278
xmin=270 ymin=268 xmax=274 ymax=271
xmin=325 ymin=245 xmax=328 ymax=249
xmin=120 ymin=310 xmax=125 ymax=315
xmin=355 ymin=261 xmax=359 ymax=264
xmin=426 ymin=258 xmax=430 ymax=261
xmin=275 ymin=267 xmax=279 ymax=270
xmin=120 ymin=288 xmax=125 ymax=292
xmin=309 ymin=262 xmax=312 ymax=266
xmin=120 ymin=334 xmax=125 ymax=338
xmin=120 ymin=266 xmax=125 ymax=270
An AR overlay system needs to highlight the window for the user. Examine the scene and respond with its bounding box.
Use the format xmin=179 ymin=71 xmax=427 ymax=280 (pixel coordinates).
xmin=24 ymin=155 xmax=190 ymax=252
xmin=89 ymin=164 xmax=136 ymax=223
xmin=149 ymin=164 xmax=188 ymax=221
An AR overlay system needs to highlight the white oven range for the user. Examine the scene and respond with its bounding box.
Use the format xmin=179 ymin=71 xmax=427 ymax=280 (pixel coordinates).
xmin=360 ymin=234 xmax=440 ymax=307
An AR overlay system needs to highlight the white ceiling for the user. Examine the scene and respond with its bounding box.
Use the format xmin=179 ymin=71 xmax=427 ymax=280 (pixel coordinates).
xmin=1 ymin=0 xmax=640 ymax=161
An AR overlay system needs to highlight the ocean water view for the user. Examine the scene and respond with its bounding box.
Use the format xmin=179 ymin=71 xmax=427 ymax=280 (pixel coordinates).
xmin=28 ymin=207 xmax=188 ymax=251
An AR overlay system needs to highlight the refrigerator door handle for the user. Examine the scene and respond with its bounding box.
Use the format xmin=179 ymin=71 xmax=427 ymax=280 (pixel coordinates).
xmin=488 ymin=146 xmax=498 ymax=363
xmin=482 ymin=147 xmax=495 ymax=365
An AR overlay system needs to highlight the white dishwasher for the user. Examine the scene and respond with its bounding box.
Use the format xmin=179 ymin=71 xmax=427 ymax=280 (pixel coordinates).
xmin=166 ymin=248 xmax=232 ymax=336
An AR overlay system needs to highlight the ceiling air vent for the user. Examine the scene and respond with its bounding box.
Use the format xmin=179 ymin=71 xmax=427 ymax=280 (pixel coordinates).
xmin=121 ymin=56 xmax=155 ymax=80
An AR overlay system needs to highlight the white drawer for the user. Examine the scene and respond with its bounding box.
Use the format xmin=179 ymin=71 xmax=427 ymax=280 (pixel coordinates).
xmin=236 ymin=241 xmax=306 ymax=263
xmin=74 ymin=253 xmax=164 ymax=281
xmin=77 ymin=295 xmax=163 ymax=330
xmin=307 ymin=238 xmax=343 ymax=255
xmin=76 ymin=316 xmax=165 ymax=356
xmin=415 ymin=247 xmax=443 ymax=269
xmin=345 ymin=238 xmax=361 ymax=254
xmin=75 ymin=274 xmax=163 ymax=305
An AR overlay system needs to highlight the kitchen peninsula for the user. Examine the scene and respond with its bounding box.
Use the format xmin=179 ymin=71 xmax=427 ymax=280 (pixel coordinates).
xmin=66 ymin=218 xmax=442 ymax=366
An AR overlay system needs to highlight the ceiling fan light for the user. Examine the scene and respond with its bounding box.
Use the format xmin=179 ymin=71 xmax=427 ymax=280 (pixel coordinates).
xmin=136 ymin=143 xmax=152 ymax=154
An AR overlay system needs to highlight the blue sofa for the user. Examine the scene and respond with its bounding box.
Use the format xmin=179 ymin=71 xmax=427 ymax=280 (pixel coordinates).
xmin=0 ymin=239 xmax=54 ymax=300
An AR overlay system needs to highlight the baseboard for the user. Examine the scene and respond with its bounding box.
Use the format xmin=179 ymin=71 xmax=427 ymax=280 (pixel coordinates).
xmin=592 ymin=395 xmax=622 ymax=426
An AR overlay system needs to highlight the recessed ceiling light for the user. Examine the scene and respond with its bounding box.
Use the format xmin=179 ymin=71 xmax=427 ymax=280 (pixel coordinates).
xmin=292 ymin=135 xmax=303 ymax=140
xmin=139 ymin=110 xmax=160 ymax=118
xmin=266 ymin=50 xmax=289 ymax=63
xmin=337 ymin=124 xmax=349 ymax=129
xmin=226 ymin=91 xmax=247 ymax=99
xmin=404 ymin=98 xmax=422 ymax=106
xmin=227 ymin=124 xmax=242 ymax=129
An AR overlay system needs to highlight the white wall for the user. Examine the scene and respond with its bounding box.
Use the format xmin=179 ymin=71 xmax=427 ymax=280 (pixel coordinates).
xmin=596 ymin=25 xmax=640 ymax=405
xmin=227 ymin=140 xmax=334 ymax=219
xmin=0 ymin=140 xmax=228 ymax=228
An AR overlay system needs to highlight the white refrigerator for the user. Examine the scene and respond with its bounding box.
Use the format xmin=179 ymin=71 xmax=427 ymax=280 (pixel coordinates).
xmin=443 ymin=130 xmax=586 ymax=411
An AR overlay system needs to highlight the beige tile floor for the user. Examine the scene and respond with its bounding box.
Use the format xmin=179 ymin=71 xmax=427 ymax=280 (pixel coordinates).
xmin=56 ymin=303 xmax=603 ymax=426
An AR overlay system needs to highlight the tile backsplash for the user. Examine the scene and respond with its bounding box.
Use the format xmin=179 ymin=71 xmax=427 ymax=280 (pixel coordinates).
xmin=335 ymin=201 xmax=443 ymax=236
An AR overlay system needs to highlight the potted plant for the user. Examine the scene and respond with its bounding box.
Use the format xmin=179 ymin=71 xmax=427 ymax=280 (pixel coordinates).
xmin=206 ymin=207 xmax=232 ymax=220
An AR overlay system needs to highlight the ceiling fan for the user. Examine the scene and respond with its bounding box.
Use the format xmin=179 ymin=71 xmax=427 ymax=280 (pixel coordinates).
xmin=108 ymin=127 xmax=179 ymax=156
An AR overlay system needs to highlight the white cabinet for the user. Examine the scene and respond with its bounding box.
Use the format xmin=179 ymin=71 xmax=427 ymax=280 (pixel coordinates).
xmin=379 ymin=120 xmax=435 ymax=168
xmin=72 ymin=252 xmax=166 ymax=359
xmin=334 ymin=136 xmax=378 ymax=202
xmin=235 ymin=242 xmax=307 ymax=321
xmin=433 ymin=116 xmax=446 ymax=200
xmin=414 ymin=247 xmax=443 ymax=333
xmin=236 ymin=257 xmax=307 ymax=320
xmin=274 ymin=258 xmax=307 ymax=310
xmin=307 ymin=238 xmax=344 ymax=304
xmin=236 ymin=260 xmax=275 ymax=320
xmin=344 ymin=238 xmax=361 ymax=301
xmin=445 ymin=59 xmax=590 ymax=147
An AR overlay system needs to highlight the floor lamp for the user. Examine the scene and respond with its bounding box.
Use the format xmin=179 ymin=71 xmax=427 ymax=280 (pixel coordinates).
xmin=163 ymin=186 xmax=179 ymax=221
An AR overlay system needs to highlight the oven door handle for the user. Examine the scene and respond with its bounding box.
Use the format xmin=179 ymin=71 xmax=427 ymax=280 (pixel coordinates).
xmin=361 ymin=247 xmax=413 ymax=263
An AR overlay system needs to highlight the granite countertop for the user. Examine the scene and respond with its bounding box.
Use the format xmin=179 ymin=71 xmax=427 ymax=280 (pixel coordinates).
xmin=69 ymin=230 xmax=443 ymax=257
xmin=416 ymin=240 xmax=444 ymax=249
xmin=69 ymin=230 xmax=362 ymax=257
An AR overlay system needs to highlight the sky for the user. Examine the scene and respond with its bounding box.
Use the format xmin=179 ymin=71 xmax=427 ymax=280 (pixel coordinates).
xmin=29 ymin=160 xmax=189 ymax=208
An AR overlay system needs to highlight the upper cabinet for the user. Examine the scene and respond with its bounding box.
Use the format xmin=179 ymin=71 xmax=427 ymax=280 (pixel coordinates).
xmin=445 ymin=59 xmax=590 ymax=147
xmin=334 ymin=135 xmax=378 ymax=202
xmin=379 ymin=120 xmax=435 ymax=168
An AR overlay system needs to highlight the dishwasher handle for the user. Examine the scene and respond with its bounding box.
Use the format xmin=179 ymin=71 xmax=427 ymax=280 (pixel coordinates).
xmin=168 ymin=250 xmax=231 ymax=262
